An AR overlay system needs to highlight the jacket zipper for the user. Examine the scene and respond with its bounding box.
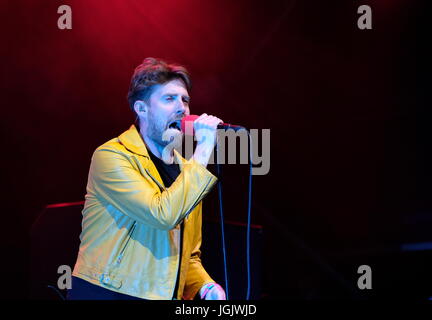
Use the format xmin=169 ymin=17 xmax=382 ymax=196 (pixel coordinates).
xmin=116 ymin=221 xmax=136 ymax=265
xmin=146 ymin=168 xmax=181 ymax=298
xmin=145 ymin=168 xmax=166 ymax=191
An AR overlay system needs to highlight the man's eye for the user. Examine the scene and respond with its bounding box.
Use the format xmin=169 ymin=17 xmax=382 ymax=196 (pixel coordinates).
xmin=166 ymin=96 xmax=174 ymax=101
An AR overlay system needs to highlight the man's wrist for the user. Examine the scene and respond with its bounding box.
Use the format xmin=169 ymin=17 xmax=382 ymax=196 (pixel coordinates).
xmin=199 ymin=282 xmax=216 ymax=299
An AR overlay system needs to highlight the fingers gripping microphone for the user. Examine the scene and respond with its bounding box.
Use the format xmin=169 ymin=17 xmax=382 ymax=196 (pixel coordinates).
xmin=181 ymin=114 xmax=246 ymax=136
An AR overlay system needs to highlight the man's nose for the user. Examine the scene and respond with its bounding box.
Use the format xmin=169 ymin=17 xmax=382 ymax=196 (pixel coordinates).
xmin=175 ymin=98 xmax=187 ymax=115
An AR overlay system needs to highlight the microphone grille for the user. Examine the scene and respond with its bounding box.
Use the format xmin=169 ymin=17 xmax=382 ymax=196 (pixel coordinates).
xmin=181 ymin=114 xmax=199 ymax=135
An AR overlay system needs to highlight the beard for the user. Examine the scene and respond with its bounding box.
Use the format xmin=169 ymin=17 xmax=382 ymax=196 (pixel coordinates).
xmin=147 ymin=110 xmax=183 ymax=150
xmin=146 ymin=110 xmax=168 ymax=146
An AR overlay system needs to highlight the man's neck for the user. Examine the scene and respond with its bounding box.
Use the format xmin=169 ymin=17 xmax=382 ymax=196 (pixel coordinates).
xmin=139 ymin=130 xmax=174 ymax=164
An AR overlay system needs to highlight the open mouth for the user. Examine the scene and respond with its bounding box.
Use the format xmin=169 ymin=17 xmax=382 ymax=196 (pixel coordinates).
xmin=168 ymin=120 xmax=181 ymax=131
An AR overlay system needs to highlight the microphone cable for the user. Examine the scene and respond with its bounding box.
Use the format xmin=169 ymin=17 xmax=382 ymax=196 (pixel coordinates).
xmin=47 ymin=285 xmax=66 ymax=300
xmin=246 ymin=132 xmax=253 ymax=300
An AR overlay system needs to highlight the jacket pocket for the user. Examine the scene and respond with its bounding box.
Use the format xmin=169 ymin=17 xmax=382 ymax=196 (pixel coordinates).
xmin=115 ymin=221 xmax=137 ymax=266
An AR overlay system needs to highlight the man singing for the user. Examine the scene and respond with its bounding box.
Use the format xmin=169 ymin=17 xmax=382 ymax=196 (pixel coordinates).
xmin=68 ymin=57 xmax=226 ymax=300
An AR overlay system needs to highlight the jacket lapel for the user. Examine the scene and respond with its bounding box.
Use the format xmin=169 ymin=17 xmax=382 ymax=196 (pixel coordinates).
xmin=118 ymin=125 xmax=150 ymax=158
xmin=118 ymin=125 xmax=189 ymax=188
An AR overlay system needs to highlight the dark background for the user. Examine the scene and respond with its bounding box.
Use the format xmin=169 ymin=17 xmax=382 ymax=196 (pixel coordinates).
xmin=1 ymin=0 xmax=428 ymax=299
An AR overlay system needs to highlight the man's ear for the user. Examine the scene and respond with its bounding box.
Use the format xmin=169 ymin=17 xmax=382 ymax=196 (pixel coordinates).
xmin=133 ymin=100 xmax=149 ymax=118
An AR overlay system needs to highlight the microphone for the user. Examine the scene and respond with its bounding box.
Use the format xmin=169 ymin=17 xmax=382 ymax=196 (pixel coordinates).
xmin=181 ymin=114 xmax=246 ymax=136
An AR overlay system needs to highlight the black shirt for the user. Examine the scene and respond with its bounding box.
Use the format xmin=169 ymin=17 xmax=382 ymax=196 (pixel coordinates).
xmin=147 ymin=150 xmax=181 ymax=189
xmin=147 ymin=149 xmax=183 ymax=299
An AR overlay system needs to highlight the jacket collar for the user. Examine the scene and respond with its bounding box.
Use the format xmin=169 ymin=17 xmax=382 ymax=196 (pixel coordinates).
xmin=118 ymin=124 xmax=186 ymax=170
xmin=118 ymin=125 xmax=150 ymax=158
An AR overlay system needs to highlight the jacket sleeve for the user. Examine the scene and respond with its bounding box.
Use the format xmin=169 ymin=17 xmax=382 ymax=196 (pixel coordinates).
xmin=182 ymin=209 xmax=215 ymax=300
xmin=88 ymin=146 xmax=218 ymax=230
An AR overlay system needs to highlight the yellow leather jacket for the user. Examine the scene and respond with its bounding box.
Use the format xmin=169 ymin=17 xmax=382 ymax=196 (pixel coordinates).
xmin=72 ymin=125 xmax=218 ymax=300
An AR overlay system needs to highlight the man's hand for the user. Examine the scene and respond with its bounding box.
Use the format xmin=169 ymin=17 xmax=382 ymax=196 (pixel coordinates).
xmin=199 ymin=282 xmax=226 ymax=300
xmin=192 ymin=113 xmax=223 ymax=168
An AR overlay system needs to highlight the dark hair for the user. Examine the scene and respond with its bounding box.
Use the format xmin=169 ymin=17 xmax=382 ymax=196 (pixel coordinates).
xmin=127 ymin=57 xmax=191 ymax=114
